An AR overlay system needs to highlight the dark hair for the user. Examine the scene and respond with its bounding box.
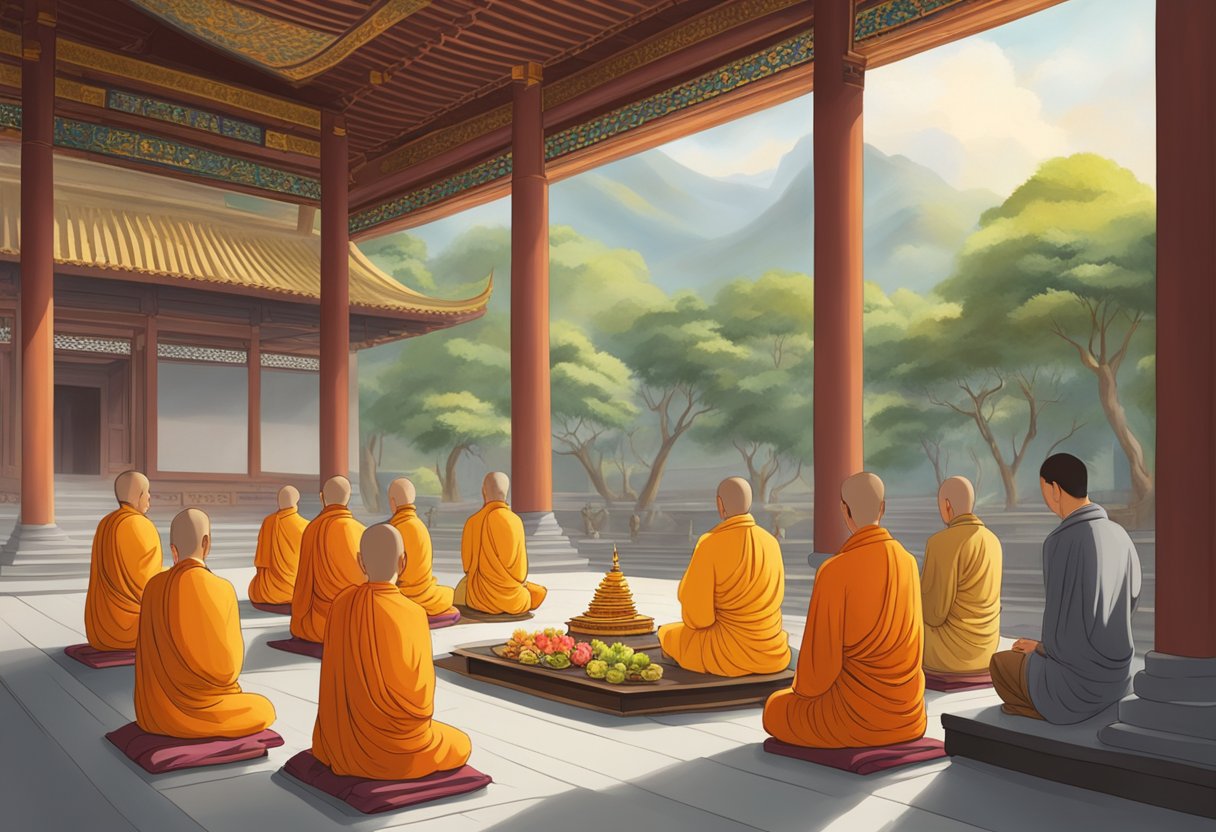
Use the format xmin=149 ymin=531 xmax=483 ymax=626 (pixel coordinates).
xmin=1039 ymin=453 xmax=1087 ymax=498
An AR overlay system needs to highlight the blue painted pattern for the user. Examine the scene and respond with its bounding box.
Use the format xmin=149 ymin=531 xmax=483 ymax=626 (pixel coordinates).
xmin=107 ymin=89 xmax=264 ymax=145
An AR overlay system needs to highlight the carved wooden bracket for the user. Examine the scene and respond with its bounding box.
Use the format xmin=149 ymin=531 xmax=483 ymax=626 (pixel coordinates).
xmin=843 ymin=50 xmax=867 ymax=88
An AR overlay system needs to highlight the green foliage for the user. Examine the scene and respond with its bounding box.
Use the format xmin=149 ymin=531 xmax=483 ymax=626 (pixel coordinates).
xmin=361 ymin=234 xmax=436 ymax=292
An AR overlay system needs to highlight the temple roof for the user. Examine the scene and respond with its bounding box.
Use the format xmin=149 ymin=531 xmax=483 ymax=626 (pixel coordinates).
xmin=0 ymin=147 xmax=491 ymax=322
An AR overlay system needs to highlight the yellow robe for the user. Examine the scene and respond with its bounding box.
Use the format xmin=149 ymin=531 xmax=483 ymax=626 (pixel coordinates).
xmin=459 ymin=501 xmax=546 ymax=615
xmin=391 ymin=506 xmax=454 ymax=615
xmin=658 ymin=513 xmax=790 ymax=676
xmin=314 ymin=583 xmax=471 ymax=779
xmin=921 ymin=513 xmax=1003 ymax=673
xmin=135 ymin=559 xmax=275 ymax=738
xmin=248 ymin=507 xmax=308 ymax=605
xmin=291 ymin=504 xmax=366 ymax=643
xmin=763 ymin=525 xmax=926 ymax=748
xmin=84 ymin=504 xmax=163 ymax=651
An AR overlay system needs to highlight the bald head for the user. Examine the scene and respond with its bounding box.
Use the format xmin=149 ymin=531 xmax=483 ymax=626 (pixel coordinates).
xmin=277 ymin=485 xmax=300 ymax=511
xmin=115 ymin=470 xmax=151 ymax=514
xmin=841 ymin=472 xmax=885 ymax=529
xmin=482 ymin=472 xmax=509 ymax=503
xmin=716 ymin=477 xmax=752 ymax=518
xmin=388 ymin=477 xmax=416 ymax=512
xmin=321 ymin=475 xmax=351 ymax=507
xmin=170 ymin=508 xmax=210 ymax=562
xmin=358 ymin=523 xmax=404 ymax=583
xmin=938 ymin=476 xmax=975 ymax=523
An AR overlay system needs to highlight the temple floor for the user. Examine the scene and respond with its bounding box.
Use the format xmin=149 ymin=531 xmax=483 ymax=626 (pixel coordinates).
xmin=0 ymin=565 xmax=1203 ymax=832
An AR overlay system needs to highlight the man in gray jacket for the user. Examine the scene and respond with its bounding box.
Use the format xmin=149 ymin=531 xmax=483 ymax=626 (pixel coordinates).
xmin=990 ymin=452 xmax=1142 ymax=723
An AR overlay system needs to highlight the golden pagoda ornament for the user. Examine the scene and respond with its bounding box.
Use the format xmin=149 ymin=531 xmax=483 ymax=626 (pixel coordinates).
xmin=567 ymin=546 xmax=655 ymax=637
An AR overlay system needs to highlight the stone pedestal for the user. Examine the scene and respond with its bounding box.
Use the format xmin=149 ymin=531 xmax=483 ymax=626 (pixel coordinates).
xmin=1099 ymin=652 xmax=1216 ymax=767
xmin=519 ymin=511 xmax=588 ymax=572
xmin=2 ymin=523 xmax=70 ymax=564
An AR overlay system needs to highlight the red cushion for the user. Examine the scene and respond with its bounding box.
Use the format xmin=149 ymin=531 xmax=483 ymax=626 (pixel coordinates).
xmin=428 ymin=609 xmax=462 ymax=629
xmin=106 ymin=722 xmax=284 ymax=774
xmin=64 ymin=643 xmax=135 ymax=668
xmin=251 ymin=602 xmax=292 ymax=616
xmin=925 ymin=670 xmax=993 ymax=692
xmin=267 ymin=637 xmax=323 ymax=659
xmin=763 ymin=737 xmax=946 ymax=775
xmin=282 ymin=749 xmax=491 ymax=814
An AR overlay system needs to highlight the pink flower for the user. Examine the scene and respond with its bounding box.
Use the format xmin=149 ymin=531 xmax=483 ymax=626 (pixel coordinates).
xmin=571 ymin=642 xmax=594 ymax=667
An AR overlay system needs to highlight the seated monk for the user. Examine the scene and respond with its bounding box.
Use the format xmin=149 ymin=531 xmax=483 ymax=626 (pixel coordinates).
xmin=922 ymin=476 xmax=1003 ymax=675
xmin=314 ymin=524 xmax=471 ymax=779
xmin=291 ymin=476 xmax=366 ymax=644
xmin=453 ymin=472 xmax=546 ymax=615
xmin=84 ymin=470 xmax=163 ymax=652
xmin=763 ymin=472 xmax=926 ymax=748
xmin=135 ymin=508 xmax=275 ymax=738
xmin=387 ymin=477 xmax=455 ymax=616
xmin=659 ymin=477 xmax=790 ymax=676
xmin=248 ymin=485 xmax=309 ymax=606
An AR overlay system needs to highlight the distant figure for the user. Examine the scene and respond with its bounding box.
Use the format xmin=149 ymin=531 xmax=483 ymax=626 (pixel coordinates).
xmin=991 ymin=454 xmax=1142 ymax=723
xmin=290 ymin=476 xmax=366 ymax=644
xmin=387 ymin=477 xmax=455 ymax=616
xmin=84 ymin=470 xmax=162 ymax=652
xmin=425 ymin=505 xmax=437 ymax=530
xmin=313 ymin=524 xmax=471 ymax=779
xmin=248 ymin=485 xmax=308 ymax=606
xmin=453 ymin=473 xmax=547 ymax=614
xmin=581 ymin=503 xmax=595 ymax=537
xmin=135 ymin=509 xmax=275 ymax=738
xmin=922 ymin=476 xmax=1003 ymax=675
xmin=764 ymin=472 xmax=926 ymax=747
xmin=658 ymin=477 xmax=790 ymax=677
xmin=629 ymin=513 xmax=641 ymax=543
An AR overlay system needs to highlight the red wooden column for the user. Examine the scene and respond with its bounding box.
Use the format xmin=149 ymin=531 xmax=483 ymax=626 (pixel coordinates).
xmin=319 ymin=111 xmax=349 ymax=484
xmin=812 ymin=0 xmax=866 ymax=554
xmin=509 ymin=62 xmax=552 ymax=514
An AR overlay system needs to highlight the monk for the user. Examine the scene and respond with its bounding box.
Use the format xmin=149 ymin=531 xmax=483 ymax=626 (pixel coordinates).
xmin=135 ymin=509 xmax=275 ymax=738
xmin=84 ymin=470 xmax=163 ymax=652
xmin=763 ymin=472 xmax=926 ymax=748
xmin=921 ymin=476 xmax=1003 ymax=674
xmin=248 ymin=485 xmax=309 ymax=606
xmin=454 ymin=472 xmax=546 ymax=615
xmin=387 ymin=477 xmax=455 ymax=616
xmin=658 ymin=477 xmax=790 ymax=676
xmin=313 ymin=524 xmax=472 ymax=780
xmin=290 ymin=476 xmax=366 ymax=644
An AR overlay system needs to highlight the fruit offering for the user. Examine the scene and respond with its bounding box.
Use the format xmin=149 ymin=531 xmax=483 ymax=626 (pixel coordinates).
xmin=502 ymin=628 xmax=591 ymax=670
xmin=585 ymin=641 xmax=664 ymax=684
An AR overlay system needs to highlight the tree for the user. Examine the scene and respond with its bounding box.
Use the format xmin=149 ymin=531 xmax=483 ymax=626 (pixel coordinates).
xmin=865 ymin=394 xmax=965 ymax=488
xmin=361 ymin=233 xmax=437 ymax=292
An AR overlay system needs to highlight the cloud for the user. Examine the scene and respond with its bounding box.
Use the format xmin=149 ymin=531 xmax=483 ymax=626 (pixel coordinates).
xmin=661 ymin=135 xmax=800 ymax=178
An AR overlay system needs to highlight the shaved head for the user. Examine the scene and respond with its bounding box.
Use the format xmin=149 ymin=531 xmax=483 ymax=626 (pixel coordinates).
xmin=841 ymin=472 xmax=885 ymax=528
xmin=939 ymin=476 xmax=975 ymax=518
xmin=482 ymin=472 xmax=509 ymax=503
xmin=171 ymin=508 xmax=210 ymax=562
xmin=115 ymin=470 xmax=151 ymax=514
xmin=278 ymin=485 xmax=300 ymax=510
xmin=717 ymin=477 xmax=752 ymax=518
xmin=359 ymin=523 xmax=404 ymax=583
xmin=388 ymin=477 xmax=416 ymax=511
xmin=321 ymin=475 xmax=352 ymax=507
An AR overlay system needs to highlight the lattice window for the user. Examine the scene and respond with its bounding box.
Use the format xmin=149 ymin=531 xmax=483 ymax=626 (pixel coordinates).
xmin=260 ymin=352 xmax=319 ymax=372
xmin=0 ymin=319 xmax=10 ymax=345
xmin=157 ymin=343 xmax=247 ymax=364
xmin=54 ymin=334 xmax=132 ymax=355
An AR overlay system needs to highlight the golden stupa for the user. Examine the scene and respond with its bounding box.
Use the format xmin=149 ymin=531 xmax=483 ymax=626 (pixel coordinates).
xmin=567 ymin=546 xmax=655 ymax=637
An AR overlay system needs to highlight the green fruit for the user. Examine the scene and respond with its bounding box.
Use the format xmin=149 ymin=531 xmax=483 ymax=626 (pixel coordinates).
xmin=519 ymin=649 xmax=540 ymax=666
xmin=545 ymin=653 xmax=571 ymax=670
xmin=612 ymin=662 xmax=627 ymax=674
xmin=605 ymin=668 xmax=626 ymax=684
xmin=630 ymin=653 xmax=651 ymax=669
xmin=641 ymin=665 xmax=664 ymax=681
xmin=585 ymin=660 xmax=608 ymax=679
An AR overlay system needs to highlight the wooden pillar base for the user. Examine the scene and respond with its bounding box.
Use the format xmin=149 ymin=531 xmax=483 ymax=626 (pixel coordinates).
xmin=1 ymin=522 xmax=69 ymax=566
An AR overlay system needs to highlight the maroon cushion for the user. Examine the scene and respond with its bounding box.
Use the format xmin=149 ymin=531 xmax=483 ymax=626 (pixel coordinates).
xmin=251 ymin=602 xmax=293 ymax=616
xmin=106 ymin=722 xmax=284 ymax=774
xmin=925 ymin=670 xmax=993 ymax=692
xmin=428 ymin=609 xmax=462 ymax=629
xmin=267 ymin=637 xmax=323 ymax=659
xmin=283 ymin=749 xmax=491 ymax=814
xmin=763 ymin=737 xmax=946 ymax=775
xmin=64 ymin=643 xmax=135 ymax=669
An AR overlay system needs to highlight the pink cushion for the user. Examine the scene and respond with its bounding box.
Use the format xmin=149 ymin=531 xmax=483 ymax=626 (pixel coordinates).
xmin=251 ymin=602 xmax=292 ymax=616
xmin=428 ymin=609 xmax=462 ymax=629
xmin=925 ymin=670 xmax=993 ymax=692
xmin=267 ymin=637 xmax=323 ymax=659
xmin=763 ymin=737 xmax=946 ymax=775
xmin=283 ymin=749 xmax=491 ymax=814
xmin=106 ymin=722 xmax=284 ymax=774
xmin=64 ymin=643 xmax=135 ymax=668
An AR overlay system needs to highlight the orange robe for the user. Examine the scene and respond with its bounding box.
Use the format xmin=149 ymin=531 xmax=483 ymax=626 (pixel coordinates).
xmin=291 ymin=504 xmax=366 ymax=643
xmin=658 ymin=514 xmax=790 ymax=676
xmin=248 ymin=507 xmax=308 ymax=605
xmin=84 ymin=504 xmax=163 ymax=651
xmin=763 ymin=525 xmax=926 ymax=748
xmin=135 ymin=559 xmax=275 ymax=738
xmin=390 ymin=505 xmax=454 ymax=615
xmin=459 ymin=500 xmax=546 ymax=614
xmin=314 ymin=583 xmax=471 ymax=779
